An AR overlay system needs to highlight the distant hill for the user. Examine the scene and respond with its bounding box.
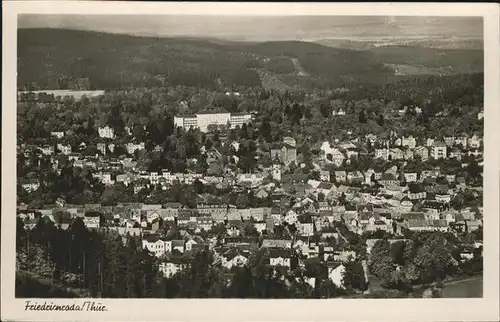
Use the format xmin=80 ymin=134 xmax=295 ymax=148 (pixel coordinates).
xmin=368 ymin=45 xmax=483 ymax=75
xmin=17 ymin=28 xmax=482 ymax=91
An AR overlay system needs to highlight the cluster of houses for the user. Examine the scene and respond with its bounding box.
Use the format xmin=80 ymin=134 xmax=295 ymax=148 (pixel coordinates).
xmin=17 ymin=189 xmax=482 ymax=289
xmin=18 ymin=112 xmax=484 ymax=290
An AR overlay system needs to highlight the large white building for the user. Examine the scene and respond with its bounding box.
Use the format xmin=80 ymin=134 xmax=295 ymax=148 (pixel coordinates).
xmin=174 ymin=112 xmax=252 ymax=132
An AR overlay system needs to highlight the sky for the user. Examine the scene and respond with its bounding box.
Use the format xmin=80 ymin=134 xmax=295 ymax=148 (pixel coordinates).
xmin=18 ymin=15 xmax=483 ymax=42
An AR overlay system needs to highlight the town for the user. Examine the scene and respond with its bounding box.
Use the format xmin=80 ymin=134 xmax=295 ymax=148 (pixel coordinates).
xmin=16 ymin=74 xmax=484 ymax=298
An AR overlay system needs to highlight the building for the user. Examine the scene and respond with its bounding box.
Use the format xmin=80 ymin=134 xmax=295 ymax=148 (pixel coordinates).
xmin=57 ymin=144 xmax=72 ymax=155
xmin=272 ymin=163 xmax=282 ymax=181
xmin=468 ymin=135 xmax=481 ymax=149
xmin=327 ymin=262 xmax=346 ymax=289
xmin=270 ymin=143 xmax=297 ymax=165
xmin=174 ymin=112 xmax=252 ymax=133
xmin=126 ymin=142 xmax=145 ymax=154
xmin=375 ymin=148 xmax=389 ymax=161
xmin=334 ymin=171 xmax=347 ymax=183
xmin=97 ymin=143 xmax=107 ymax=155
xmin=432 ymin=142 xmax=447 ymax=160
xmin=403 ymin=172 xmax=418 ymax=183
xmin=98 ymin=126 xmax=115 ymax=139
xmin=20 ymin=179 xmax=40 ymax=192
xmin=174 ymin=115 xmax=198 ymax=130
xmin=402 ymin=136 xmax=416 ymax=149
xmin=389 ymin=148 xmax=404 ymax=160
xmin=50 ymin=131 xmax=65 ymax=139
xmin=83 ymin=212 xmax=100 ymax=229
xmin=159 ymin=259 xmax=188 ymax=278
xmin=414 ymin=146 xmax=429 ymax=162
xmin=320 ymin=170 xmax=331 ymax=182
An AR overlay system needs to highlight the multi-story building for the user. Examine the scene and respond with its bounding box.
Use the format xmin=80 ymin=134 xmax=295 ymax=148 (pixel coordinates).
xmin=174 ymin=112 xmax=252 ymax=133
xmin=174 ymin=115 xmax=198 ymax=130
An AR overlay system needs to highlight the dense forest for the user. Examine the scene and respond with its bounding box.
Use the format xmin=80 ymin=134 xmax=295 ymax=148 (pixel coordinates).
xmin=17 ymin=28 xmax=483 ymax=91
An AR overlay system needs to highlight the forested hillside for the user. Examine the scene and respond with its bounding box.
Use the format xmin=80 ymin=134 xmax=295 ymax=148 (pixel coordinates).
xmin=16 ymin=28 xmax=461 ymax=91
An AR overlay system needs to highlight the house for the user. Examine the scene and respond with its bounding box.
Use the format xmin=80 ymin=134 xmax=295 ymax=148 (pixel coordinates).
xmin=57 ymin=144 xmax=72 ymax=155
xmin=297 ymin=215 xmax=314 ymax=236
xmin=255 ymin=189 xmax=269 ymax=199
xmin=320 ymin=170 xmax=331 ymax=182
xmin=50 ymin=131 xmax=65 ymax=139
xmin=98 ymin=126 xmax=115 ymax=139
xmin=40 ymin=145 xmax=55 ymax=155
xmin=221 ymin=249 xmax=249 ymax=269
xmin=402 ymin=136 xmax=416 ymax=149
xmin=238 ymin=173 xmax=265 ymax=188
xmin=334 ymin=171 xmax=347 ymax=183
xmin=20 ymin=179 xmax=40 ymax=193
xmin=126 ymin=142 xmax=145 ymax=155
xmin=446 ymin=174 xmax=456 ymax=183
xmin=97 ymin=143 xmax=107 ymax=155
xmin=468 ymin=135 xmax=481 ymax=149
xmin=83 ymin=212 xmax=100 ymax=229
xmin=375 ymin=148 xmax=389 ymax=161
xmin=159 ymin=258 xmax=189 ymax=278
xmin=403 ymin=172 xmax=418 ymax=183
xmin=379 ymin=173 xmax=398 ymax=187
xmin=327 ymin=262 xmax=346 ymax=289
xmin=185 ymin=239 xmax=198 ymax=252
xmin=449 ymin=148 xmax=462 ymax=160
xmin=332 ymin=250 xmax=357 ymax=263
xmin=269 ymin=249 xmax=293 ymax=268
xmin=466 ymin=220 xmax=482 ymax=232
xmin=414 ymin=146 xmax=429 ymax=162
xmin=196 ymin=217 xmax=214 ymax=232
xmin=435 ymin=194 xmax=452 ymax=203
xmin=432 ymin=142 xmax=447 ymax=160
xmin=389 ymin=148 xmax=404 ymax=160
xmin=347 ymin=171 xmax=364 ymax=183
xmin=284 ymin=210 xmax=299 ymax=225
xmin=270 ymin=142 xmax=297 ymax=165
xmin=142 ymin=236 xmax=166 ymax=257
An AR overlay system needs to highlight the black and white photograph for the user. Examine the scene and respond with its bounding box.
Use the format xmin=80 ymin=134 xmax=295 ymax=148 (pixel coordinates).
xmin=2 ymin=2 xmax=499 ymax=322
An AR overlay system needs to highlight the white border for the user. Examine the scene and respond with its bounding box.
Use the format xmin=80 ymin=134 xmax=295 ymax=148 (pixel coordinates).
xmin=2 ymin=2 xmax=499 ymax=322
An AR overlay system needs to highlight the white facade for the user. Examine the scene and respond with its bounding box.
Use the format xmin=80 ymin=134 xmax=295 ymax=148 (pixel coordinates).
xmin=270 ymin=256 xmax=291 ymax=267
xmin=127 ymin=142 xmax=145 ymax=154
xmin=432 ymin=144 xmax=447 ymax=160
xmin=402 ymin=136 xmax=416 ymax=149
xmin=375 ymin=148 xmax=389 ymax=161
xmin=57 ymin=144 xmax=72 ymax=155
xmin=174 ymin=112 xmax=252 ymax=133
xmin=98 ymin=126 xmax=115 ymax=139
